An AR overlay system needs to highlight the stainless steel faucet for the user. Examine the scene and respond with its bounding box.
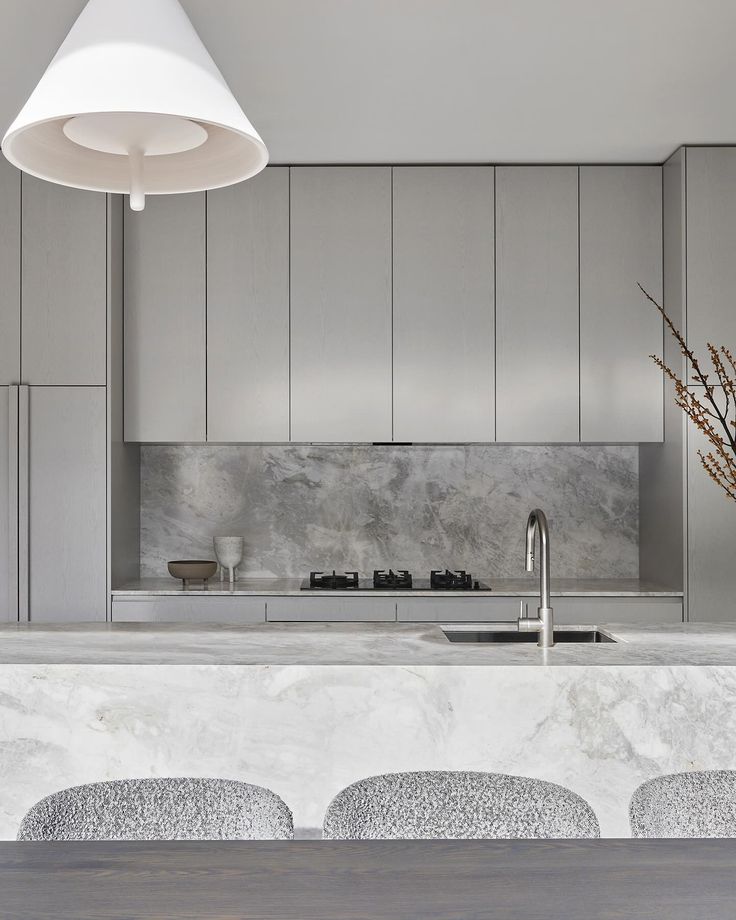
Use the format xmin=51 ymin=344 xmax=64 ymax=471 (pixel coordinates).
xmin=518 ymin=509 xmax=554 ymax=648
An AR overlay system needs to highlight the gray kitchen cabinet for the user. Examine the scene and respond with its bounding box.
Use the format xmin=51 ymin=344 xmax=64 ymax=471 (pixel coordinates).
xmin=393 ymin=167 xmax=495 ymax=443
xmin=551 ymin=597 xmax=683 ymax=624
xmin=397 ymin=597 xmax=521 ymax=623
xmin=290 ymin=167 xmax=392 ymax=442
xmin=22 ymin=176 xmax=106 ymax=385
xmin=685 ymin=148 xmax=736 ymax=360
xmin=397 ymin=596 xmax=682 ymax=624
xmin=24 ymin=387 xmax=107 ymax=622
xmin=496 ymin=166 xmax=580 ymax=443
xmin=112 ymin=597 xmax=266 ymax=623
xmin=680 ymin=148 xmax=736 ymax=621
xmin=579 ymin=166 xmax=663 ymax=442
xmin=638 ymin=149 xmax=687 ymax=599
xmin=0 ymin=161 xmax=20 ymax=385
xmin=0 ymin=388 xmax=15 ymax=620
xmin=207 ymin=168 xmax=289 ymax=442
xmin=495 ymin=166 xmax=579 ymax=442
xmin=124 ymin=193 xmax=206 ymax=442
xmin=687 ymin=396 xmax=736 ymax=621
xmin=266 ymin=596 xmax=396 ymax=622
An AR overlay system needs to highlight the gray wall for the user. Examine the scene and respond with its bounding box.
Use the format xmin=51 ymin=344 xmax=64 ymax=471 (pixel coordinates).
xmin=140 ymin=445 xmax=638 ymax=579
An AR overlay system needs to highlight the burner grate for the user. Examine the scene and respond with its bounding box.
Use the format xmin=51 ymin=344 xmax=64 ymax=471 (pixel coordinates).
xmin=309 ymin=570 xmax=360 ymax=590
xmin=303 ymin=568 xmax=486 ymax=591
xmin=373 ymin=569 xmax=413 ymax=590
xmin=430 ymin=569 xmax=477 ymax=591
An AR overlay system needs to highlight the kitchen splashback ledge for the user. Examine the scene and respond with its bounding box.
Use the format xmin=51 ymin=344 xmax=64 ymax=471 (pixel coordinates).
xmin=112 ymin=578 xmax=682 ymax=598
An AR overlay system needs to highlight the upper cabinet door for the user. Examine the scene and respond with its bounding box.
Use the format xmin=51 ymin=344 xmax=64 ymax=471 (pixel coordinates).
xmin=580 ymin=166 xmax=663 ymax=442
xmin=290 ymin=167 xmax=392 ymax=442
xmin=0 ymin=161 xmax=20 ymax=385
xmin=207 ymin=168 xmax=289 ymax=442
xmin=393 ymin=167 xmax=495 ymax=443
xmin=124 ymin=193 xmax=206 ymax=442
xmin=495 ymin=166 xmax=579 ymax=442
xmin=686 ymin=148 xmax=736 ymax=360
xmin=22 ymin=177 xmax=106 ymax=385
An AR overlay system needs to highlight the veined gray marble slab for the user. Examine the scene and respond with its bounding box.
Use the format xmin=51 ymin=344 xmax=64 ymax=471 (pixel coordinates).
xmin=2 ymin=657 xmax=736 ymax=839
xmin=140 ymin=444 xmax=639 ymax=580
xmin=111 ymin=577 xmax=683 ymax=598
xmin=0 ymin=622 xmax=733 ymax=666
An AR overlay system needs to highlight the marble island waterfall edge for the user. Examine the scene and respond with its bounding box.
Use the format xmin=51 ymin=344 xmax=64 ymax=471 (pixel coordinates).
xmin=1 ymin=661 xmax=733 ymax=840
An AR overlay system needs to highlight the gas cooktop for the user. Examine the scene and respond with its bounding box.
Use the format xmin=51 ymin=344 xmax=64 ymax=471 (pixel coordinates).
xmin=302 ymin=569 xmax=491 ymax=592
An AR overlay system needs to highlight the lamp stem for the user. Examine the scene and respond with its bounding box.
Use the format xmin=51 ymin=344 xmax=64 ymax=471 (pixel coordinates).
xmin=129 ymin=146 xmax=145 ymax=211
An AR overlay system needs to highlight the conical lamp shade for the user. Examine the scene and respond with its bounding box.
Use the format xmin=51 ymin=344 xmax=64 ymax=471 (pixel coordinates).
xmin=1 ymin=0 xmax=268 ymax=209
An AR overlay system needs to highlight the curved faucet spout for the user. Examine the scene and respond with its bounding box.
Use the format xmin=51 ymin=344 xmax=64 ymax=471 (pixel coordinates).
xmin=525 ymin=508 xmax=550 ymax=610
xmin=520 ymin=509 xmax=554 ymax=648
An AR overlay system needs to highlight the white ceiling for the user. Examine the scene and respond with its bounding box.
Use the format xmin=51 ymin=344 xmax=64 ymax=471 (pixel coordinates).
xmin=2 ymin=0 xmax=736 ymax=164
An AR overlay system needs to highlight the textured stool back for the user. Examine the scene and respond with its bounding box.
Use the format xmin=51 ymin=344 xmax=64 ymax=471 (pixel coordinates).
xmin=17 ymin=777 xmax=294 ymax=841
xmin=323 ymin=771 xmax=600 ymax=839
xmin=630 ymin=771 xmax=736 ymax=837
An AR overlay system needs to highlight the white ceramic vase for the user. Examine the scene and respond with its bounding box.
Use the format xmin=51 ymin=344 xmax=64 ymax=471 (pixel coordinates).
xmin=213 ymin=536 xmax=244 ymax=587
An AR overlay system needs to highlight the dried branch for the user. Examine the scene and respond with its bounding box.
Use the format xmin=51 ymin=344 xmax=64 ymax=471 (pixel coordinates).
xmin=642 ymin=285 xmax=736 ymax=502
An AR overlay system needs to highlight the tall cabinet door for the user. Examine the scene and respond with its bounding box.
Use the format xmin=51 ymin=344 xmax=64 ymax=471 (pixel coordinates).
xmin=579 ymin=166 xmax=663 ymax=442
xmin=684 ymin=148 xmax=736 ymax=620
xmin=0 ymin=388 xmax=17 ymax=621
xmin=24 ymin=387 xmax=107 ymax=622
xmin=0 ymin=161 xmax=20 ymax=385
xmin=207 ymin=168 xmax=290 ymax=442
xmin=687 ymin=394 xmax=736 ymax=621
xmin=290 ymin=167 xmax=392 ymax=442
xmin=495 ymin=166 xmax=579 ymax=442
xmin=393 ymin=167 xmax=495 ymax=443
xmin=685 ymin=148 xmax=736 ymax=359
xmin=125 ymin=194 xmax=206 ymax=442
xmin=22 ymin=177 xmax=107 ymax=385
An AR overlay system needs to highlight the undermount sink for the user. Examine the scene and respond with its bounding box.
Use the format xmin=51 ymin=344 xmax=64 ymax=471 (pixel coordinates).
xmin=441 ymin=625 xmax=616 ymax=644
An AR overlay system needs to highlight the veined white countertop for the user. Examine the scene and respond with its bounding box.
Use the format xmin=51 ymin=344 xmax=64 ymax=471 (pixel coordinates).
xmin=0 ymin=621 xmax=731 ymax=666
xmin=112 ymin=577 xmax=683 ymax=598
xmin=2 ymin=621 xmax=736 ymax=840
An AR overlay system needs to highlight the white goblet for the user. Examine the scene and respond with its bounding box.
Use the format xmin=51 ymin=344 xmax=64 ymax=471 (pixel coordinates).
xmin=213 ymin=536 xmax=244 ymax=587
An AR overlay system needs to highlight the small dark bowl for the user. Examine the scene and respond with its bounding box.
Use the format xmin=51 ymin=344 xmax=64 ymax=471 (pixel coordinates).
xmin=168 ymin=560 xmax=218 ymax=586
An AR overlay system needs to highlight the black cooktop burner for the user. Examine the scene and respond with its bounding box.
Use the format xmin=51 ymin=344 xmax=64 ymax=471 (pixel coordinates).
xmin=303 ymin=568 xmax=488 ymax=591
xmin=430 ymin=569 xmax=478 ymax=591
xmin=309 ymin=571 xmax=359 ymax=590
xmin=373 ymin=569 xmax=413 ymax=590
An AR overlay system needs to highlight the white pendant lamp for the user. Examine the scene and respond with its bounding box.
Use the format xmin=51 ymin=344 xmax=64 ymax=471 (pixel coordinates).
xmin=1 ymin=0 xmax=268 ymax=211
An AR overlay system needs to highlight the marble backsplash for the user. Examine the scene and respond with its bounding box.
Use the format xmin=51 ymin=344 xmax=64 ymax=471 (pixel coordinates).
xmin=140 ymin=445 xmax=639 ymax=579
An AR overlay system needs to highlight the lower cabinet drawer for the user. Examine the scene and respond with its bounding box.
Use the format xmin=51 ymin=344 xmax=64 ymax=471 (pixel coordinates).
xmin=111 ymin=594 xmax=683 ymax=625
xmin=550 ymin=597 xmax=683 ymax=624
xmin=397 ymin=597 xmax=522 ymax=622
xmin=398 ymin=596 xmax=683 ymax=624
xmin=112 ymin=597 xmax=267 ymax=623
xmin=266 ymin=597 xmax=396 ymax=622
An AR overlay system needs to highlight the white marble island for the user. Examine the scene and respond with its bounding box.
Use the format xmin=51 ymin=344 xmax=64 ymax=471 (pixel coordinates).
xmin=1 ymin=622 xmax=735 ymax=839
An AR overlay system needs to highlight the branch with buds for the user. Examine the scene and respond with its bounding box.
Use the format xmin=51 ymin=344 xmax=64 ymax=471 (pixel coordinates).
xmin=641 ymin=284 xmax=736 ymax=502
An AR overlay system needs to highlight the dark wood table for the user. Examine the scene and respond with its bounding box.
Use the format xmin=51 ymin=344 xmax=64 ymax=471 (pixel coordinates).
xmin=1 ymin=839 xmax=734 ymax=920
